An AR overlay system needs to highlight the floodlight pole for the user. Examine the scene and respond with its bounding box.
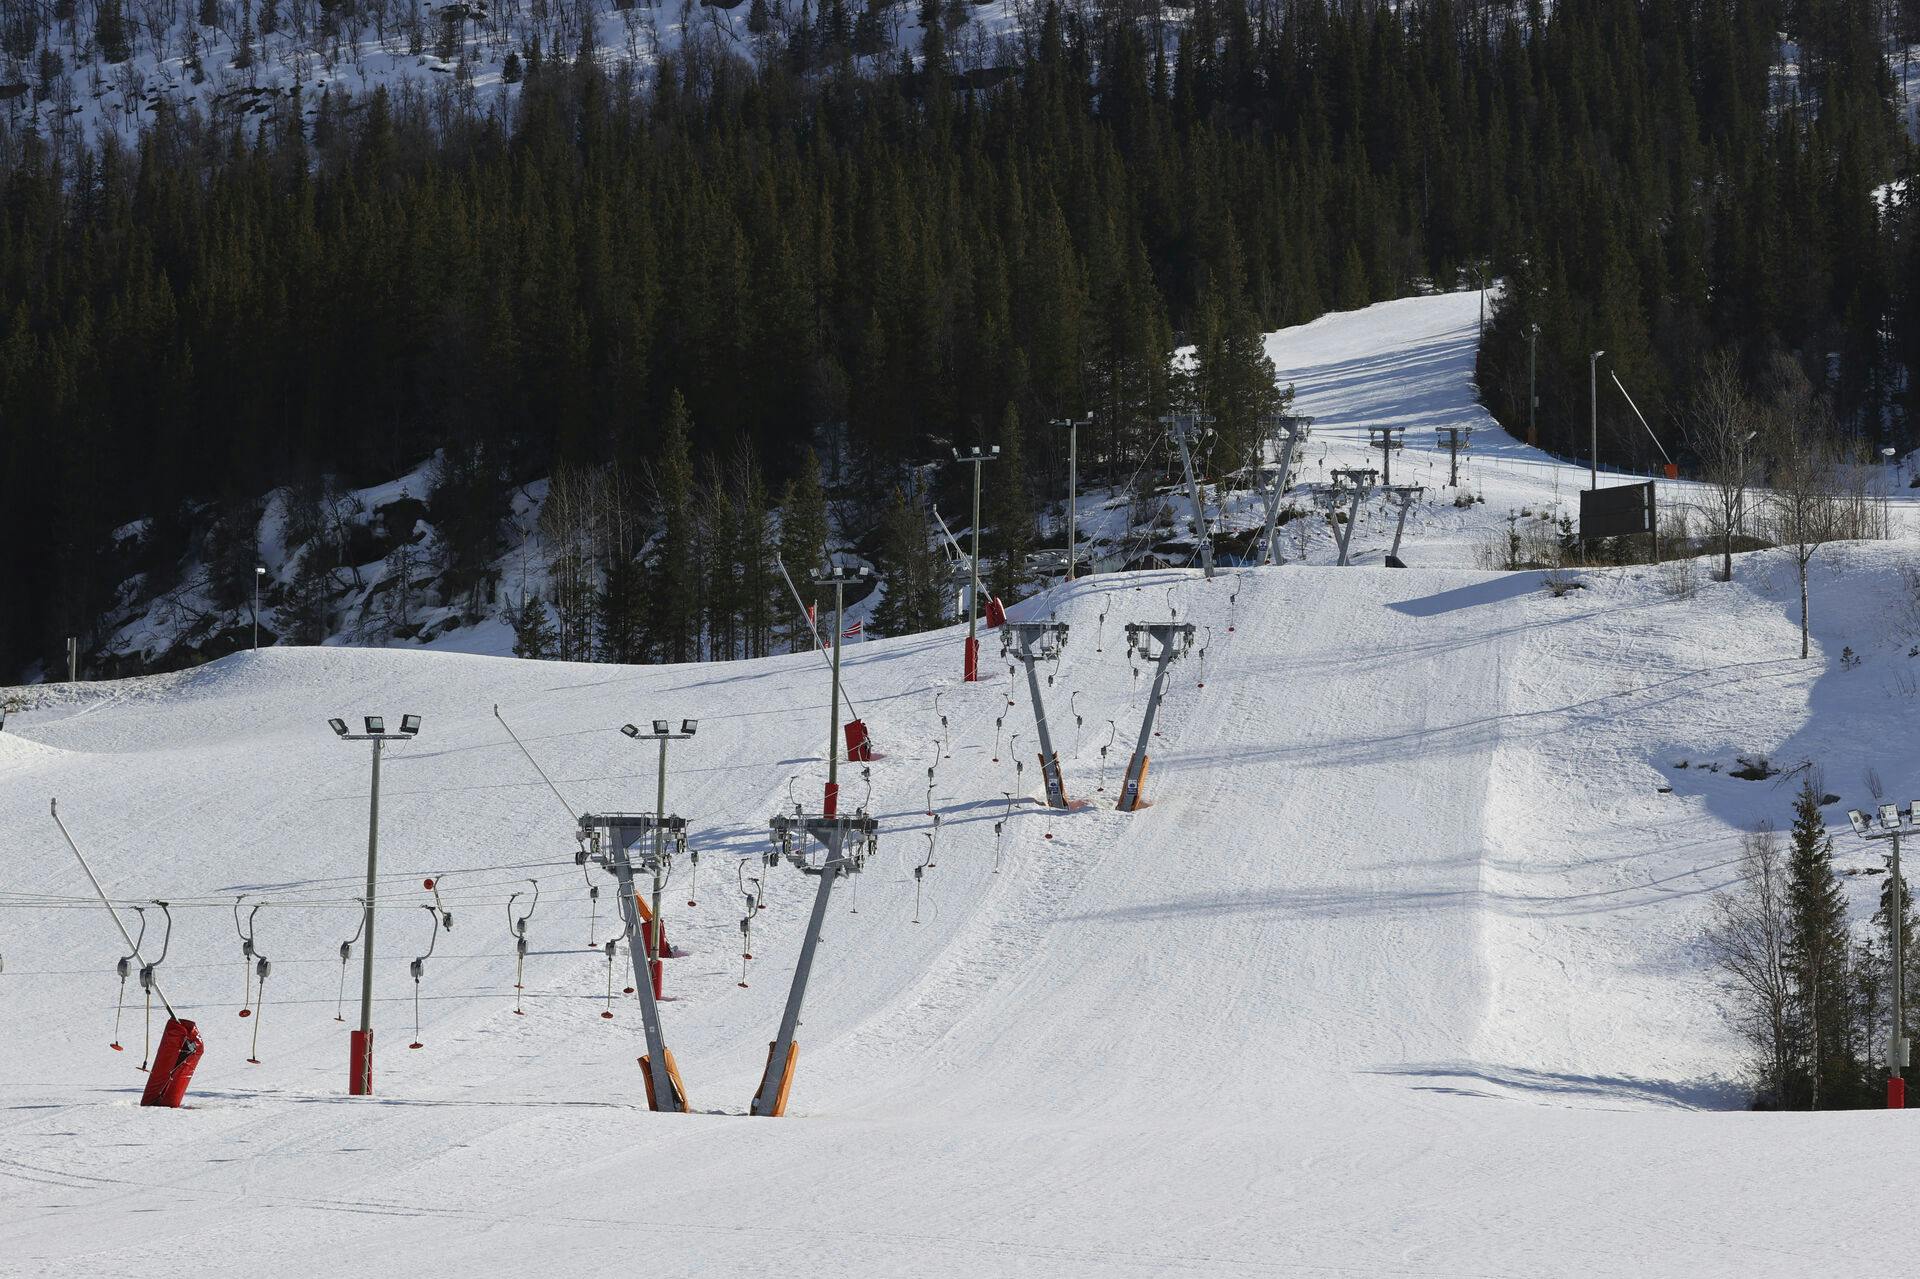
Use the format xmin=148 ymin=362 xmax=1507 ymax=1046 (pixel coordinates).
xmin=1527 ymin=323 xmax=1539 ymax=447
xmin=252 ymin=565 xmax=264 ymax=649
xmin=1164 ymin=413 xmax=1216 ymax=578
xmin=1118 ymin=622 xmax=1195 ymax=812
xmin=1590 ymin=350 xmax=1605 ymax=491
xmin=1895 ymin=826 xmax=1906 ymax=1108
xmin=1005 ymin=622 xmax=1072 ymax=807
xmin=812 ymin=565 xmax=864 ymax=815
xmin=358 ymin=735 xmax=381 ymax=1073
xmin=624 ymin=722 xmax=695 ymax=997
xmin=1260 ymin=414 xmax=1311 ymax=566
xmin=951 ymin=447 xmax=998 ymax=679
xmin=1054 ymin=415 xmax=1087 ymax=580
xmin=329 ymin=715 xmax=419 ymax=1096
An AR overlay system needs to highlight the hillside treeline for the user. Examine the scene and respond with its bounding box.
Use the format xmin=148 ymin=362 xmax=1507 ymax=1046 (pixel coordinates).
xmin=1 ymin=0 xmax=1914 ymax=676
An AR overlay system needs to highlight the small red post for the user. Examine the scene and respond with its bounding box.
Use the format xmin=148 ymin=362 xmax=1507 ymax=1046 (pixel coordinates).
xmin=1890 ymin=1077 xmax=1906 ymax=1110
xmin=823 ymin=781 xmax=839 ymax=818
xmin=349 ymin=1028 xmax=373 ymax=1096
xmin=650 ymin=957 xmax=665 ymax=1000
xmin=964 ymin=636 xmax=979 ymax=682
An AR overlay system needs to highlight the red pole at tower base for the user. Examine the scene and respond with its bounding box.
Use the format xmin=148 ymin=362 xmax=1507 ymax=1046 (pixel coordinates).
xmin=964 ymin=636 xmax=979 ymax=682
xmin=1890 ymin=1077 xmax=1906 ymax=1109
xmin=650 ymin=957 xmax=665 ymax=1000
xmin=349 ymin=1028 xmax=373 ymax=1096
xmin=823 ymin=781 xmax=839 ymax=818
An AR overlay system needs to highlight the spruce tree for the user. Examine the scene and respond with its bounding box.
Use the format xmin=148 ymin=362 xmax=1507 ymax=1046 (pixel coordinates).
xmin=649 ymin=392 xmax=699 ymax=664
xmin=1784 ymin=778 xmax=1856 ymax=1108
xmin=987 ymin=402 xmax=1034 ymax=602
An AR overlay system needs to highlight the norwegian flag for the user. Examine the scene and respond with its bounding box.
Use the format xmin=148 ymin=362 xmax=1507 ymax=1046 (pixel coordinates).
xmin=843 ymin=619 xmax=864 ymax=640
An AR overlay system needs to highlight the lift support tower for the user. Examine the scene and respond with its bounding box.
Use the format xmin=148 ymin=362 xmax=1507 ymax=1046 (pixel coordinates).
xmin=1117 ymin=622 xmax=1197 ymax=812
xmin=752 ymin=811 xmax=879 ymax=1117
xmin=579 ymin=812 xmax=690 ymax=1113
xmin=1003 ymin=620 xmax=1073 ymax=808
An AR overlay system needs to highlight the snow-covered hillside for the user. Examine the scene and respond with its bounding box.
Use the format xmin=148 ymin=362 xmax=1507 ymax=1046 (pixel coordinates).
xmin=5 ymin=295 xmax=1920 ymax=1276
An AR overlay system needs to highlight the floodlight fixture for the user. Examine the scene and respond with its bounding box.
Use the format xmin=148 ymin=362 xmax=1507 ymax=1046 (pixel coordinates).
xmin=1851 ymin=808 xmax=1873 ymax=836
xmin=329 ymin=718 xmax=349 ymax=737
xmin=364 ymin=715 xmax=385 ymax=735
xmin=680 ymin=719 xmax=698 ymax=735
xmin=255 ymin=565 xmax=266 ymax=576
xmin=621 ymin=723 xmax=640 ymax=738
xmin=1880 ymin=803 xmax=1900 ymax=831
xmin=652 ymin=719 xmax=671 ymax=735
xmin=400 ymin=714 xmax=421 ymax=736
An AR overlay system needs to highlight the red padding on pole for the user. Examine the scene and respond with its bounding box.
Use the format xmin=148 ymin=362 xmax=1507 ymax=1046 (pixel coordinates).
xmin=139 ymin=1018 xmax=203 ymax=1108
xmin=823 ymin=781 xmax=839 ymax=818
xmin=984 ymin=597 xmax=1006 ymax=628
xmin=349 ymin=1028 xmax=373 ymax=1096
xmin=1891 ymin=1077 xmax=1906 ymax=1110
xmin=844 ymin=719 xmax=873 ymax=762
xmin=964 ymin=636 xmax=979 ymax=682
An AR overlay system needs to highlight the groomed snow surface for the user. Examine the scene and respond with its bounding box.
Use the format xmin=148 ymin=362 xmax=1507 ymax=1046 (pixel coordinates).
xmin=5 ymin=294 xmax=1919 ymax=1277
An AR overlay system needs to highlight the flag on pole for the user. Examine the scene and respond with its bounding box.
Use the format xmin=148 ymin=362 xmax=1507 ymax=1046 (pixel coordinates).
xmin=843 ymin=620 xmax=863 ymax=640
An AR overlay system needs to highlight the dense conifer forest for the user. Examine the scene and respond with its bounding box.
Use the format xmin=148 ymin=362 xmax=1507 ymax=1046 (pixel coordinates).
xmin=0 ymin=0 xmax=1914 ymax=677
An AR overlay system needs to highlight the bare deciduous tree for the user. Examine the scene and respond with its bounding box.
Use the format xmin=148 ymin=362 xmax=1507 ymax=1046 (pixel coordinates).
xmin=1681 ymin=351 xmax=1760 ymax=582
xmin=1703 ymin=826 xmax=1794 ymax=1104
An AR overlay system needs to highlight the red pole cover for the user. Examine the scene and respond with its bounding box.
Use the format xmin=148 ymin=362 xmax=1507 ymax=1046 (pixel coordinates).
xmin=139 ymin=1018 xmax=203 ymax=1108
xmin=844 ymin=719 xmax=872 ymax=762
xmin=823 ymin=781 xmax=839 ymax=818
xmin=1891 ymin=1077 xmax=1906 ymax=1110
xmin=349 ymin=1028 xmax=373 ymax=1096
xmin=964 ymin=636 xmax=979 ymax=682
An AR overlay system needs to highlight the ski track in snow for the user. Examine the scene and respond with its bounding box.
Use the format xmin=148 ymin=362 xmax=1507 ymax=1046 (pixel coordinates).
xmin=4 ymin=293 xmax=1920 ymax=1277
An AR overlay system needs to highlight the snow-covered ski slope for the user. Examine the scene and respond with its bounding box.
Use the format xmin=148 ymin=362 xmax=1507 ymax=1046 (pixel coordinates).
xmin=6 ymin=296 xmax=1920 ymax=1277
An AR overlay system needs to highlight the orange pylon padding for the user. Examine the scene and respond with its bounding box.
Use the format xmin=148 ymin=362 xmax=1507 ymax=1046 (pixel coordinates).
xmin=639 ymin=1049 xmax=690 ymax=1112
xmin=758 ymin=1039 xmax=799 ymax=1116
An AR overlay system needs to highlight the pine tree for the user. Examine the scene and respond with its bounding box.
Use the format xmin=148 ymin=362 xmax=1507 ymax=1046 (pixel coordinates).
xmin=987 ymin=403 xmax=1034 ymax=601
xmin=507 ymin=591 xmax=558 ymax=660
xmin=777 ymin=451 xmax=829 ymax=650
xmin=873 ymin=486 xmax=944 ymax=636
xmin=649 ymin=392 xmax=699 ymax=664
xmin=1784 ymin=778 xmax=1856 ymax=1108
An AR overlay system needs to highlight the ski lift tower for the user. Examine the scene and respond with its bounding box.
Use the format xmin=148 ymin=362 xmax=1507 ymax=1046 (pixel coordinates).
xmin=1162 ymin=413 xmax=1217 ymax=579
xmin=1383 ymin=485 xmax=1425 ymax=568
xmin=1367 ymin=427 xmax=1406 ymax=485
xmin=1002 ymin=620 xmax=1074 ymax=808
xmin=577 ymin=812 xmax=691 ymax=1113
xmin=1326 ymin=468 xmax=1378 ymax=566
xmin=1436 ymin=426 xmax=1473 ymax=487
xmin=1259 ymin=413 xmax=1313 ymax=565
xmin=751 ymin=811 xmax=880 ymax=1117
xmin=1116 ymin=622 xmax=1197 ymax=812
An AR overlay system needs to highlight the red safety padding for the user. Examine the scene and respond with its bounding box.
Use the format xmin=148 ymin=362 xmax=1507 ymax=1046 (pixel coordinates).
xmin=964 ymin=636 xmax=979 ymax=682
xmin=984 ymin=597 xmax=1006 ymax=628
xmin=139 ymin=1017 xmax=203 ymax=1108
xmin=349 ymin=1028 xmax=373 ymax=1096
xmin=844 ymin=719 xmax=873 ymax=762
